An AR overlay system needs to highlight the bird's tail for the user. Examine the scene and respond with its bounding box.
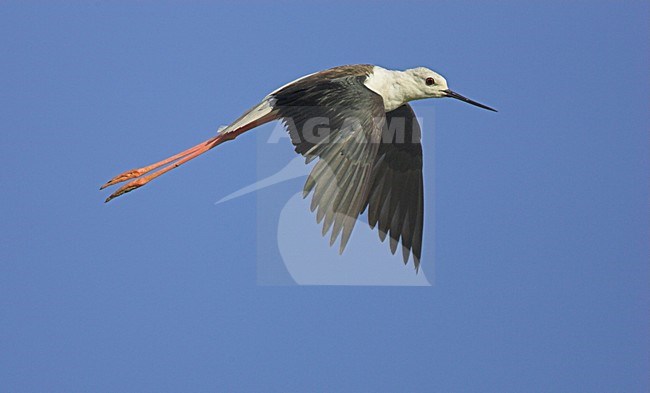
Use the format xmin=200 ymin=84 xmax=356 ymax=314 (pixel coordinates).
xmin=100 ymin=99 xmax=278 ymax=203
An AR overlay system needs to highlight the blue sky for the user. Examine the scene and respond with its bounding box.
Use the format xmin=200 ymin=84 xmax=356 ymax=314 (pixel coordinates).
xmin=1 ymin=2 xmax=648 ymax=392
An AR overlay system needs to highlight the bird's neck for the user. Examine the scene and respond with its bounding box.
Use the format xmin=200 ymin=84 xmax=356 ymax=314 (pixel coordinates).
xmin=364 ymin=67 xmax=421 ymax=112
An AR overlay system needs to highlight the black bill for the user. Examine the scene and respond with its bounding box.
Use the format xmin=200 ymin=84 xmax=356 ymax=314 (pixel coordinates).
xmin=444 ymin=89 xmax=497 ymax=112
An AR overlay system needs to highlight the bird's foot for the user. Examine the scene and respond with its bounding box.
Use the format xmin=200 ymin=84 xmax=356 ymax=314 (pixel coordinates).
xmin=100 ymin=168 xmax=147 ymax=190
xmin=104 ymin=177 xmax=148 ymax=203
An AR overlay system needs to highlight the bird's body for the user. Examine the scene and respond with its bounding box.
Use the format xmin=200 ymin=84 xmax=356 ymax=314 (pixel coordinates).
xmin=102 ymin=64 xmax=496 ymax=270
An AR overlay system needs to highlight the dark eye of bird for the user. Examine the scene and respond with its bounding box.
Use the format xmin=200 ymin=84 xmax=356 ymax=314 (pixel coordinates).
xmin=425 ymin=77 xmax=435 ymax=86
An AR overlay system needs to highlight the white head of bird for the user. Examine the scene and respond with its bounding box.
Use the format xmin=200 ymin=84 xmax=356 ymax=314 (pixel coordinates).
xmin=365 ymin=66 xmax=496 ymax=112
xmin=403 ymin=67 xmax=449 ymax=98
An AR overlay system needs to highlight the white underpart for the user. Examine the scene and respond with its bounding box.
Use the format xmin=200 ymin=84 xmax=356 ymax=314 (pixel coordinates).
xmin=221 ymin=71 xmax=320 ymax=135
xmin=220 ymin=98 xmax=274 ymax=134
xmin=364 ymin=66 xmax=424 ymax=112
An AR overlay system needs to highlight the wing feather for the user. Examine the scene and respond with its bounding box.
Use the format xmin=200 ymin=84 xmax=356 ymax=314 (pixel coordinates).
xmin=362 ymin=104 xmax=425 ymax=270
xmin=274 ymin=67 xmax=425 ymax=269
xmin=272 ymin=67 xmax=385 ymax=254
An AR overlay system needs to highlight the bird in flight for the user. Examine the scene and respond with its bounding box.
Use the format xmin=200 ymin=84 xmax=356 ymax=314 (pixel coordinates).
xmin=101 ymin=64 xmax=496 ymax=270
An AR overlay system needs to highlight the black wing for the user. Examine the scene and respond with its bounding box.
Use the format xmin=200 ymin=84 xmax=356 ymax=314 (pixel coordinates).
xmin=362 ymin=104 xmax=424 ymax=270
xmin=272 ymin=69 xmax=385 ymax=253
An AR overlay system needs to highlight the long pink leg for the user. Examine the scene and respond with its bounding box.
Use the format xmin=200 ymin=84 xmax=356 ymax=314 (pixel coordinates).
xmin=100 ymin=140 xmax=209 ymax=190
xmin=102 ymin=112 xmax=277 ymax=203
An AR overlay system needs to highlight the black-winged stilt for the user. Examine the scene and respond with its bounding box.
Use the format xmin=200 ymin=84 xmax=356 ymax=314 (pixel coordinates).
xmin=101 ymin=64 xmax=496 ymax=270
